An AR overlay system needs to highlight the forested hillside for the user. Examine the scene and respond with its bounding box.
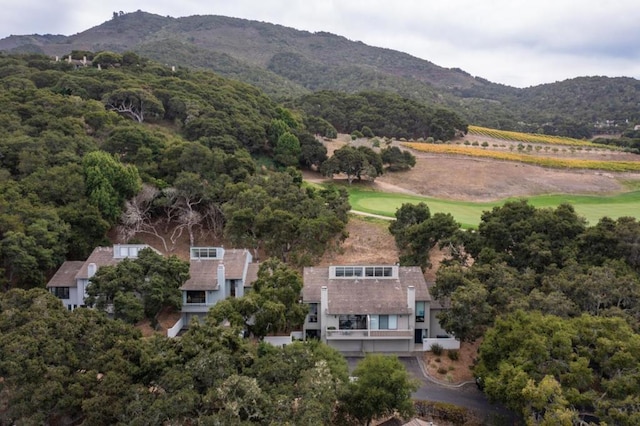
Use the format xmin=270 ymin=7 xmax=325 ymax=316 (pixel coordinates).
xmin=390 ymin=200 xmax=640 ymax=424
xmin=0 ymin=51 xmax=354 ymax=290
xmin=2 ymin=10 xmax=639 ymax=136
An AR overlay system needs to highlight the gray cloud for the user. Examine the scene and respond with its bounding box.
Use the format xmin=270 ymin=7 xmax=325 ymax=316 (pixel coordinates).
xmin=1 ymin=0 xmax=639 ymax=87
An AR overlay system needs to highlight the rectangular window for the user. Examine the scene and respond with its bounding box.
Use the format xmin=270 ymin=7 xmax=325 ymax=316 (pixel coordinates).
xmin=186 ymin=291 xmax=206 ymax=304
xmin=365 ymin=266 xmax=394 ymax=277
xmin=339 ymin=315 xmax=367 ymax=330
xmin=379 ymin=315 xmax=389 ymax=329
xmin=416 ymin=302 xmax=425 ymax=322
xmin=308 ymin=303 xmax=318 ymax=323
xmin=52 ymin=287 xmax=69 ymax=299
xmin=378 ymin=315 xmax=398 ymax=329
xmin=370 ymin=315 xmax=379 ymax=330
xmin=191 ymin=247 xmax=218 ymax=259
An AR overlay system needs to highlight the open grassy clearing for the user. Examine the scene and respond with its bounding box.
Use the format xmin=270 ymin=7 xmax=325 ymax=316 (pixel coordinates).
xmin=345 ymin=186 xmax=640 ymax=228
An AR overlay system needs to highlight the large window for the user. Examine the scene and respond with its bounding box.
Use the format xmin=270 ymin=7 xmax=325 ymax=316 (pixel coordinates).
xmin=191 ymin=247 xmax=219 ymax=259
xmin=416 ymin=302 xmax=425 ymax=322
xmin=186 ymin=291 xmax=206 ymax=304
xmin=117 ymin=245 xmax=141 ymax=258
xmin=308 ymin=303 xmax=318 ymax=323
xmin=364 ymin=266 xmax=393 ymax=277
xmin=334 ymin=266 xmax=363 ymax=277
xmin=378 ymin=314 xmax=398 ymax=330
xmin=51 ymin=287 xmax=69 ymax=299
xmin=339 ymin=315 xmax=367 ymax=330
xmin=332 ymin=266 xmax=396 ymax=278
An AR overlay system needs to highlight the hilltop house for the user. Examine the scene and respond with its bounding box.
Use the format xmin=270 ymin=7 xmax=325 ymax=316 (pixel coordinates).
xmin=302 ymin=265 xmax=457 ymax=353
xmin=46 ymin=244 xmax=153 ymax=311
xmin=172 ymin=247 xmax=259 ymax=335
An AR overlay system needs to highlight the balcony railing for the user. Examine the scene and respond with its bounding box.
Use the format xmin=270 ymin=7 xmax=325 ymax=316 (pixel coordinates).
xmin=181 ymin=303 xmax=214 ymax=312
xmin=325 ymin=328 xmax=413 ymax=340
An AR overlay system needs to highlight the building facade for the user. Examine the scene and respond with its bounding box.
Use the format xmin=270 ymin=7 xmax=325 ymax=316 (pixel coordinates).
xmin=46 ymin=244 xmax=152 ymax=310
xmin=178 ymin=247 xmax=259 ymax=327
xmin=302 ymin=265 xmax=452 ymax=353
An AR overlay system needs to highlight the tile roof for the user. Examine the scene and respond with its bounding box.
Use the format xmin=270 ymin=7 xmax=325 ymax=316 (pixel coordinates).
xmin=302 ymin=266 xmax=430 ymax=315
xmin=46 ymin=261 xmax=84 ymax=288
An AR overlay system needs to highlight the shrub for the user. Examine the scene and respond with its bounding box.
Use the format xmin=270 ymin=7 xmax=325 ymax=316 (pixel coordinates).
xmin=471 ymin=141 xmax=479 ymax=146
xmin=430 ymin=343 xmax=443 ymax=355
xmin=426 ymin=136 xmax=435 ymax=143
xmin=481 ymin=141 xmax=489 ymax=147
xmin=437 ymin=367 xmax=448 ymax=374
xmin=361 ymin=126 xmax=374 ymax=138
xmin=413 ymin=400 xmax=479 ymax=426
xmin=371 ymin=138 xmax=380 ymax=148
xmin=463 ymin=140 xmax=471 ymax=146
xmin=447 ymin=349 xmax=460 ymax=361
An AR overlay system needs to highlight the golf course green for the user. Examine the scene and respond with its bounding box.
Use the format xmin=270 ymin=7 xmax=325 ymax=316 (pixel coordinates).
xmin=346 ymin=187 xmax=640 ymax=228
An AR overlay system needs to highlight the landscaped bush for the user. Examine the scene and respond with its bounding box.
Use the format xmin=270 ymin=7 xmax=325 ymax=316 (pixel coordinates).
xmin=413 ymin=400 xmax=482 ymax=426
xmin=447 ymin=349 xmax=459 ymax=361
xmin=430 ymin=343 xmax=443 ymax=355
xmin=437 ymin=367 xmax=448 ymax=374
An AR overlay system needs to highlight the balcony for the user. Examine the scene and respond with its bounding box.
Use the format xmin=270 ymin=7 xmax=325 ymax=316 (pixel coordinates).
xmin=325 ymin=328 xmax=413 ymax=340
xmin=181 ymin=303 xmax=214 ymax=313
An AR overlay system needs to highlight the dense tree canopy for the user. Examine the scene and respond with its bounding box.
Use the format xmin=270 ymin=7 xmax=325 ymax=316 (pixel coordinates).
xmin=0 ymin=53 xmax=348 ymax=289
xmin=423 ymin=199 xmax=640 ymax=422
xmin=341 ymin=354 xmax=419 ymax=425
xmin=0 ymin=288 xmax=351 ymax=425
xmin=210 ymin=258 xmax=307 ymax=338
xmin=85 ymin=248 xmax=189 ymax=325
xmin=292 ymin=90 xmax=468 ymax=141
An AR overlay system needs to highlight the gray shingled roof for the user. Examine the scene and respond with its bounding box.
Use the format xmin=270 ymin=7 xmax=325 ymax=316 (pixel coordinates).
xmin=245 ymin=262 xmax=259 ymax=287
xmin=302 ymin=266 xmax=430 ymax=315
xmin=46 ymin=261 xmax=84 ymax=288
xmin=75 ymin=246 xmax=120 ymax=280
xmin=181 ymin=249 xmax=255 ymax=291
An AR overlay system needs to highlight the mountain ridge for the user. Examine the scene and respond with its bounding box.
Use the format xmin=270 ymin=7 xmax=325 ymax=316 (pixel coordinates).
xmin=1 ymin=10 xmax=638 ymax=134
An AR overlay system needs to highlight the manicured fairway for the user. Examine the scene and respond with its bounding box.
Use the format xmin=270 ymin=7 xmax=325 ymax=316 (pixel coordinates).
xmin=347 ymin=187 xmax=640 ymax=228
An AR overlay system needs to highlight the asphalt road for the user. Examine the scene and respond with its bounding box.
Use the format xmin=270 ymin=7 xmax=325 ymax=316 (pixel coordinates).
xmin=346 ymin=356 xmax=516 ymax=423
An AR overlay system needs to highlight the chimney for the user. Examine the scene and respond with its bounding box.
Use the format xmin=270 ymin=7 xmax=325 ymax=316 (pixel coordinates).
xmin=407 ymin=286 xmax=416 ymax=310
xmin=88 ymin=263 xmax=97 ymax=278
xmin=217 ymin=263 xmax=226 ymax=297
xmin=408 ymin=286 xmax=416 ymax=348
xmin=321 ymin=286 xmax=328 ymax=339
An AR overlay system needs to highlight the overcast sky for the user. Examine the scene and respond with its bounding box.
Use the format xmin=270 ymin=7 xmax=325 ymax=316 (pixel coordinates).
xmin=2 ymin=0 xmax=639 ymax=88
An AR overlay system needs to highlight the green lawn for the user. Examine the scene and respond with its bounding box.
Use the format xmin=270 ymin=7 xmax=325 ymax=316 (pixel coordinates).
xmin=345 ymin=186 xmax=640 ymax=228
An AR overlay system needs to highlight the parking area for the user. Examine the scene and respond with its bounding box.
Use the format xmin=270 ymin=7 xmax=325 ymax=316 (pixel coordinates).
xmin=346 ymin=356 xmax=514 ymax=422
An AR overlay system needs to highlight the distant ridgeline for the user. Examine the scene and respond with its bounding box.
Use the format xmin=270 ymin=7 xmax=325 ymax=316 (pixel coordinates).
xmin=1 ymin=10 xmax=639 ymax=136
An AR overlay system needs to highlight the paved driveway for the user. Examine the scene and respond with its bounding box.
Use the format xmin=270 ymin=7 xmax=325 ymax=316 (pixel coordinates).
xmin=346 ymin=356 xmax=515 ymax=423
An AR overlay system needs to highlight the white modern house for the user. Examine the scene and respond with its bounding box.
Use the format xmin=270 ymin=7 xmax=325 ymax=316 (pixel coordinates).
xmin=46 ymin=244 xmax=152 ymax=310
xmin=169 ymin=247 xmax=259 ymax=336
xmin=302 ymin=265 xmax=458 ymax=353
